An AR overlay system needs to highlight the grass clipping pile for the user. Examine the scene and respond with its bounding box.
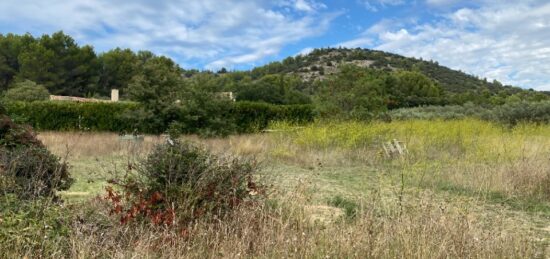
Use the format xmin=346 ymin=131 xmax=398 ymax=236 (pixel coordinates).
xmin=0 ymin=106 xmax=72 ymax=199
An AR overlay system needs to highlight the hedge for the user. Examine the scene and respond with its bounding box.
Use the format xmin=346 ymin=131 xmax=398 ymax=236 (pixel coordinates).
xmin=4 ymin=101 xmax=140 ymax=132
xmin=4 ymin=101 xmax=315 ymax=134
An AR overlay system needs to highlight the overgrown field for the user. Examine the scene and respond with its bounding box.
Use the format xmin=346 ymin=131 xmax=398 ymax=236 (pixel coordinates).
xmin=2 ymin=119 xmax=549 ymax=258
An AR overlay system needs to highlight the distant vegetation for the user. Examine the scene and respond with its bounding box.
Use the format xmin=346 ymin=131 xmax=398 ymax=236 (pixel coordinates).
xmin=1 ymin=31 xmax=549 ymax=134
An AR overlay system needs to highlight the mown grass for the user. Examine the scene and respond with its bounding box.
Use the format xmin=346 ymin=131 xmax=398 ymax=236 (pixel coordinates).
xmin=2 ymin=119 xmax=548 ymax=258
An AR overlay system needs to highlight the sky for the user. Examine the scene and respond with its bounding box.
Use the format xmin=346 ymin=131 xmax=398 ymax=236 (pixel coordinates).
xmin=0 ymin=0 xmax=549 ymax=90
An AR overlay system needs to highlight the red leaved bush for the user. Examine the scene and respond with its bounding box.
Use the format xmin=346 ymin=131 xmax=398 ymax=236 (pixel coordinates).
xmin=104 ymin=186 xmax=175 ymax=226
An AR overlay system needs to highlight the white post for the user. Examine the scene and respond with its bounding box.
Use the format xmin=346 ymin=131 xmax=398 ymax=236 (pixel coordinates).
xmin=111 ymin=89 xmax=119 ymax=102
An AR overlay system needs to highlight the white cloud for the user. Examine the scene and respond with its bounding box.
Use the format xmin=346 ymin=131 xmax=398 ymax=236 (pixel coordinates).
xmin=0 ymin=0 xmax=334 ymax=69
xmin=425 ymin=0 xmax=461 ymax=7
xmin=296 ymin=47 xmax=315 ymax=56
xmin=340 ymin=1 xmax=550 ymax=90
xmin=359 ymin=0 xmax=405 ymax=12
xmin=293 ymin=0 xmax=327 ymax=12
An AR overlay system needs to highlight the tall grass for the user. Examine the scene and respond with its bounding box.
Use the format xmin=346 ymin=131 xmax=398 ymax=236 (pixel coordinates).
xmin=271 ymin=119 xmax=550 ymax=202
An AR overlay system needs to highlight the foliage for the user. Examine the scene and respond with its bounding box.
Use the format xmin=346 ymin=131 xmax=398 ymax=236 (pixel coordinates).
xmin=388 ymin=70 xmax=443 ymax=108
xmin=106 ymin=140 xmax=260 ymax=225
xmin=388 ymin=101 xmax=550 ymax=126
xmin=490 ymin=101 xmax=550 ymax=125
xmin=0 ymin=111 xmax=72 ymax=199
xmin=314 ymin=65 xmax=389 ymax=120
xmin=4 ymin=101 xmax=140 ymax=132
xmin=235 ymin=74 xmax=311 ymax=105
xmin=388 ymin=103 xmax=491 ymax=121
xmin=328 ymin=195 xmax=359 ymax=219
xmin=3 ymin=80 xmax=50 ymax=102
xmin=233 ymin=101 xmax=314 ymax=133
xmin=97 ymin=48 xmax=141 ymax=97
xmin=4 ymin=100 xmax=313 ymax=135
xmin=0 ymin=196 xmax=71 ymax=256
xmin=14 ymin=32 xmax=99 ymax=96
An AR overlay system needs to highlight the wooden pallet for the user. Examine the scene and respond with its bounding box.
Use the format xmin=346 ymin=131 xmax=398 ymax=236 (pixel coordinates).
xmin=382 ymin=139 xmax=408 ymax=158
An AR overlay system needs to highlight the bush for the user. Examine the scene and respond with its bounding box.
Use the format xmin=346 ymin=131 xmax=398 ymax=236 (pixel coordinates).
xmin=3 ymin=80 xmax=50 ymax=102
xmin=387 ymin=103 xmax=490 ymax=121
xmin=0 ymin=196 xmax=71 ymax=256
xmin=233 ymin=102 xmax=314 ymax=133
xmin=388 ymin=101 xmax=550 ymax=126
xmin=0 ymin=112 xmax=72 ymax=199
xmin=490 ymin=101 xmax=550 ymax=125
xmin=105 ymin=140 xmax=260 ymax=225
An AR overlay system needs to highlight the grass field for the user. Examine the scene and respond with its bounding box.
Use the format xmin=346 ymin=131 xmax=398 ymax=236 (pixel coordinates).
xmin=3 ymin=119 xmax=549 ymax=258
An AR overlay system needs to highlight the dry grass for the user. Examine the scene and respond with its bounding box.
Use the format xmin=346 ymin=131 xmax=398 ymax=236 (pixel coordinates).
xmin=5 ymin=120 xmax=548 ymax=258
xmin=38 ymin=131 xmax=163 ymax=159
xmin=56 ymin=189 xmax=538 ymax=259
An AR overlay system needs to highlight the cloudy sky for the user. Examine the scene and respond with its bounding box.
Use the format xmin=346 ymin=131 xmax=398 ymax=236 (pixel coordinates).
xmin=0 ymin=0 xmax=549 ymax=90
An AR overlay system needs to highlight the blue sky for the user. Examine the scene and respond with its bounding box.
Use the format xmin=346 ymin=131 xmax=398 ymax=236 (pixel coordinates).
xmin=0 ymin=0 xmax=549 ymax=90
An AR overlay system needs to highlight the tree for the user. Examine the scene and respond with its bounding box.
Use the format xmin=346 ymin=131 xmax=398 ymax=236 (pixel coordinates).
xmin=235 ymin=74 xmax=310 ymax=105
xmin=127 ymin=56 xmax=183 ymax=104
xmin=125 ymin=56 xmax=186 ymax=133
xmin=97 ymin=48 xmax=140 ymax=96
xmin=388 ymin=71 xmax=442 ymax=108
xmin=16 ymin=42 xmax=58 ymax=90
xmin=0 ymin=33 xmax=36 ymax=91
xmin=38 ymin=32 xmax=99 ymax=96
xmin=15 ymin=31 xmax=99 ymax=96
xmin=3 ymin=80 xmax=50 ymax=102
xmin=314 ymin=65 xmax=388 ymax=120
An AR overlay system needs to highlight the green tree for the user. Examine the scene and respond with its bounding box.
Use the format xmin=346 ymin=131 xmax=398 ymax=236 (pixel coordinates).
xmin=125 ymin=56 xmax=186 ymax=133
xmin=16 ymin=43 xmax=58 ymax=90
xmin=127 ymin=56 xmax=183 ymax=104
xmin=0 ymin=33 xmax=36 ymax=91
xmin=3 ymin=80 xmax=50 ymax=102
xmin=97 ymin=48 xmax=139 ymax=96
xmin=315 ymin=65 xmax=387 ymax=120
xmin=388 ymin=71 xmax=442 ymax=108
xmin=39 ymin=32 xmax=99 ymax=96
xmin=235 ymin=74 xmax=310 ymax=105
xmin=15 ymin=32 xmax=99 ymax=96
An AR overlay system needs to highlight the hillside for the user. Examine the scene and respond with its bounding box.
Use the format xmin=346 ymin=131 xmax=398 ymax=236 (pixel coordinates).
xmin=250 ymin=48 xmax=530 ymax=95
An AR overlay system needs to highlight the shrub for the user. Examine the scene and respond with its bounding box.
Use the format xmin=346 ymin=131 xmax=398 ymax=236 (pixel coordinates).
xmin=489 ymin=101 xmax=550 ymax=125
xmin=328 ymin=195 xmax=359 ymax=219
xmin=105 ymin=140 xmax=260 ymax=225
xmin=387 ymin=103 xmax=490 ymax=121
xmin=0 ymin=111 xmax=72 ymax=199
xmin=3 ymin=80 xmax=50 ymax=102
xmin=0 ymin=195 xmax=71 ymax=257
xmin=388 ymin=101 xmax=550 ymax=126
xmin=233 ymin=101 xmax=314 ymax=133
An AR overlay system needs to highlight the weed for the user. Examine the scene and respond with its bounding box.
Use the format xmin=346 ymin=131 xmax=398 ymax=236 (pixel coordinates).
xmin=328 ymin=195 xmax=359 ymax=219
